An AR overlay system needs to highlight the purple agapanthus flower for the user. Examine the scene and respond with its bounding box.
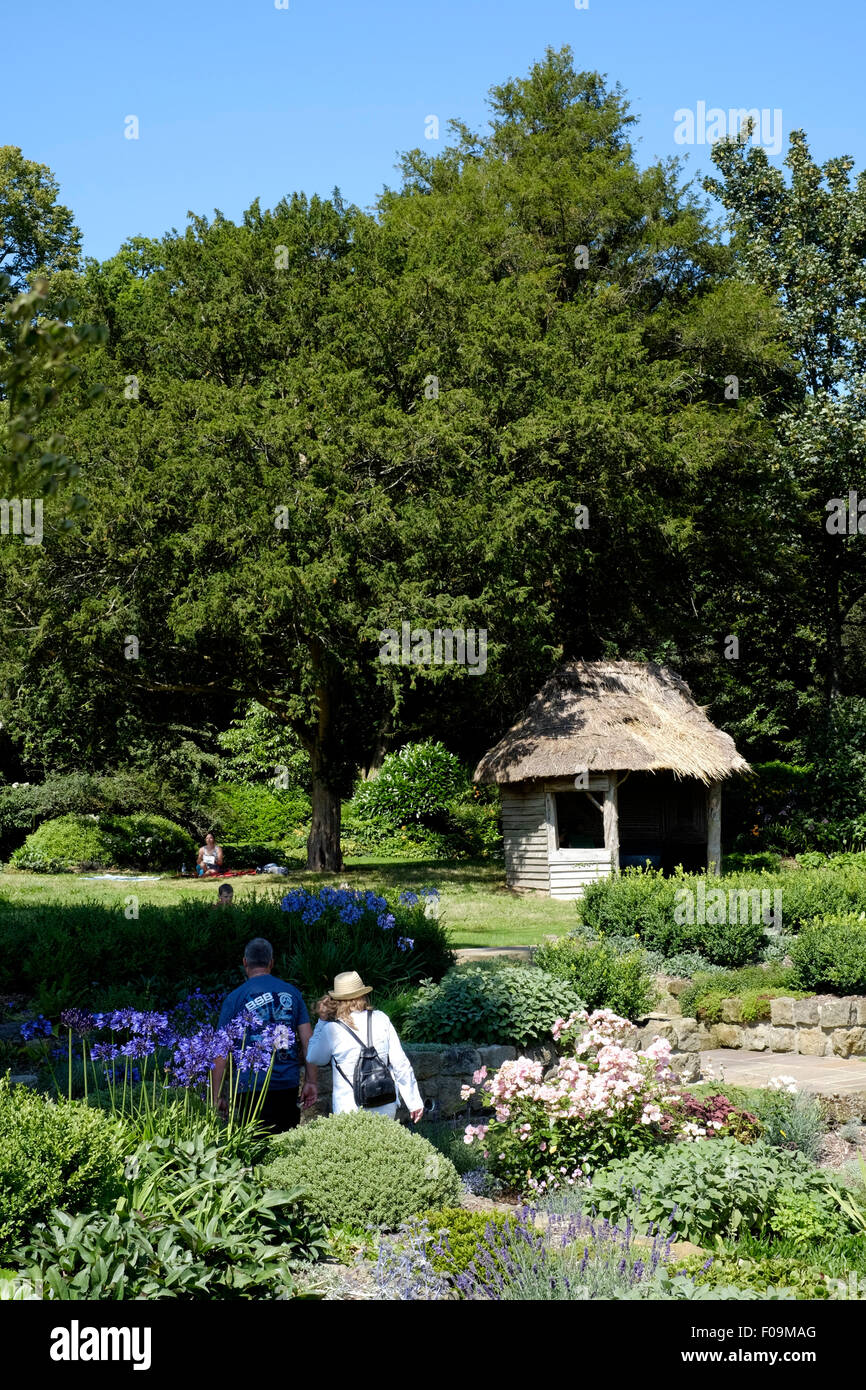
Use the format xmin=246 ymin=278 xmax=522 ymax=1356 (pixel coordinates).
xmin=396 ymin=937 xmax=415 ymax=952
xmin=19 ymin=1015 xmax=53 ymax=1041
xmin=60 ymin=1008 xmax=95 ymax=1036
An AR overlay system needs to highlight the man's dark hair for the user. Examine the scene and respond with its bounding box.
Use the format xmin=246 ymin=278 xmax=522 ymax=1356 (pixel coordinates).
xmin=244 ymin=937 xmax=273 ymax=968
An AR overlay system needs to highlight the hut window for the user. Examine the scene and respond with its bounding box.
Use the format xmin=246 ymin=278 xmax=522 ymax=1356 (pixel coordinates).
xmin=554 ymin=793 xmax=605 ymax=850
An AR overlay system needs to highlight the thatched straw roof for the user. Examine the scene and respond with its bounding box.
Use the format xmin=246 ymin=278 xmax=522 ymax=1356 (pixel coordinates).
xmin=474 ymin=661 xmax=749 ymax=785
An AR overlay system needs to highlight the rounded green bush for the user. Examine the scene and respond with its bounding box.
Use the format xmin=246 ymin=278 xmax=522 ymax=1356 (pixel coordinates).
xmin=534 ymin=937 xmax=656 ymax=1020
xmin=352 ymin=740 xmax=468 ymax=828
xmin=403 ymin=964 xmax=584 ymax=1047
xmin=0 ymin=1077 xmax=127 ymax=1255
xmin=261 ymin=1112 xmax=461 ymax=1229
xmin=10 ymin=812 xmax=195 ymax=872
xmin=789 ymin=913 xmax=866 ymax=994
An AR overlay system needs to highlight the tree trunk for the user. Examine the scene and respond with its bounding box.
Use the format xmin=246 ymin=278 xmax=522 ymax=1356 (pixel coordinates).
xmin=305 ymin=645 xmax=344 ymax=872
xmin=307 ymin=757 xmax=343 ymax=872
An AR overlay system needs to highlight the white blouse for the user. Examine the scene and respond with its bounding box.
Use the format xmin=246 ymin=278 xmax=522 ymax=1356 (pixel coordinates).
xmin=305 ymin=1009 xmax=423 ymax=1117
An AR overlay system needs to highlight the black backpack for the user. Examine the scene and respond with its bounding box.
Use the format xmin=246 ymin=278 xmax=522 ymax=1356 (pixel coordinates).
xmin=333 ymin=1011 xmax=397 ymax=1109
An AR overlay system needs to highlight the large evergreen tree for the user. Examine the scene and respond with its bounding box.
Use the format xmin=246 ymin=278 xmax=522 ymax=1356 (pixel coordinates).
xmin=0 ymin=50 xmax=791 ymax=865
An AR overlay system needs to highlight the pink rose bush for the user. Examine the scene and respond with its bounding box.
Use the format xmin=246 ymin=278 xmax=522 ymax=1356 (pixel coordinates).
xmin=463 ymin=1008 xmax=691 ymax=1193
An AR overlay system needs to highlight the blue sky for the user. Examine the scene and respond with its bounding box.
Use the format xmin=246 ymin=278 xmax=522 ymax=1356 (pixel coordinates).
xmin=5 ymin=0 xmax=864 ymax=263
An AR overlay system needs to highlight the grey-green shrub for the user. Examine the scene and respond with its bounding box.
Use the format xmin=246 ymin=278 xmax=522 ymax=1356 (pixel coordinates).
xmin=403 ymin=965 xmax=584 ymax=1047
xmin=788 ymin=914 xmax=866 ymax=994
xmin=534 ymin=937 xmax=656 ymax=1019
xmin=0 ymin=1078 xmax=127 ymax=1254
xmin=262 ymin=1111 xmax=461 ymax=1229
xmin=751 ymin=1087 xmax=826 ymax=1161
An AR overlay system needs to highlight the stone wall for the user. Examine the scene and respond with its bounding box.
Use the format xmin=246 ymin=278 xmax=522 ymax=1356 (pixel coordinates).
xmin=304 ymin=1034 xmax=701 ymax=1121
xmin=693 ymin=995 xmax=866 ymax=1057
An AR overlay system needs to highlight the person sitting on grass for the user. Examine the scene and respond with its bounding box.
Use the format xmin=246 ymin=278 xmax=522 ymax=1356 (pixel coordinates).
xmin=306 ymin=970 xmax=423 ymax=1122
xmin=211 ymin=937 xmax=317 ymax=1133
xmin=197 ymin=832 xmax=224 ymax=876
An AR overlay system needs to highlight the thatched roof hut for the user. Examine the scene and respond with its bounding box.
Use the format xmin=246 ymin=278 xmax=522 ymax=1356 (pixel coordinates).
xmin=475 ymin=661 xmax=749 ymax=898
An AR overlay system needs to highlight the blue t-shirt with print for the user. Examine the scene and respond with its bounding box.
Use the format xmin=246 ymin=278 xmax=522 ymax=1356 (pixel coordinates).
xmin=218 ymin=974 xmax=310 ymax=1090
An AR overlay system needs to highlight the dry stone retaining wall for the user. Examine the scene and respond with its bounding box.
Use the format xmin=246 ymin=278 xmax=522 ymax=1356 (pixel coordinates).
xmin=305 ymin=1035 xmax=701 ymax=1121
xmin=692 ymin=995 xmax=866 ymax=1057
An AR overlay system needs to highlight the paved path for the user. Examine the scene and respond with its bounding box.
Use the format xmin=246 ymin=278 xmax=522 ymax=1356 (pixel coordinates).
xmin=701 ymin=1049 xmax=866 ymax=1096
xmin=455 ymin=946 xmax=533 ymax=963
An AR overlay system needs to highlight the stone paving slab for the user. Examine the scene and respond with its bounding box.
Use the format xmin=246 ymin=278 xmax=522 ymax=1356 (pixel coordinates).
xmin=455 ymin=946 xmax=533 ymax=962
xmin=701 ymin=1049 xmax=866 ymax=1096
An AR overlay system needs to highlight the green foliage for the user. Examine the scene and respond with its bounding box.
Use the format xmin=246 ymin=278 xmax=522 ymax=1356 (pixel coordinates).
xmin=750 ymin=1087 xmax=826 ymax=1161
xmin=9 ymin=812 xmax=195 ymax=872
xmin=353 ymin=742 xmax=468 ymax=829
xmin=216 ymin=702 xmax=310 ymax=791
xmin=0 ymin=1077 xmax=127 ymax=1256
xmin=209 ymin=781 xmax=310 ymax=842
xmin=789 ymin=913 xmax=866 ymax=994
xmin=580 ymin=863 xmax=866 ymax=966
xmin=0 ymin=887 xmax=451 ymax=1009
xmin=678 ymin=964 xmax=802 ymax=1023
xmin=403 ymin=964 xmax=584 ymax=1047
xmin=414 ymin=1120 xmax=483 ymax=1176
xmin=681 ymin=1252 xmax=838 ymax=1299
xmin=722 ymin=851 xmax=783 ymax=873
xmin=262 ymin=1111 xmax=461 ymax=1229
xmin=419 ymin=1207 xmax=514 ymax=1278
xmin=534 ymin=936 xmax=657 ymax=1020
xmin=588 ymin=1139 xmax=842 ymax=1246
xmin=765 ymin=1189 xmax=847 ymax=1246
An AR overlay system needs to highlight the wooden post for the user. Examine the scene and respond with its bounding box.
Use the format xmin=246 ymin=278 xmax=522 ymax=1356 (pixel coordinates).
xmin=707 ymin=780 xmax=722 ymax=876
xmin=603 ymin=775 xmax=620 ymax=875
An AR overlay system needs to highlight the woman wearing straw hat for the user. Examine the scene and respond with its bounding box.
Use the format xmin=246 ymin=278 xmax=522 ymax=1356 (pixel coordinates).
xmin=305 ymin=970 xmax=424 ymax=1121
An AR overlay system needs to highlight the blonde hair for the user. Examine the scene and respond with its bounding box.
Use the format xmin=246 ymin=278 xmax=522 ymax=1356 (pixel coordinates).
xmin=334 ymin=994 xmax=372 ymax=1022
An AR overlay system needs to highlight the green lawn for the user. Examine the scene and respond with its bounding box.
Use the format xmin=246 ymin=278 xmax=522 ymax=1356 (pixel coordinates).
xmin=0 ymin=859 xmax=577 ymax=948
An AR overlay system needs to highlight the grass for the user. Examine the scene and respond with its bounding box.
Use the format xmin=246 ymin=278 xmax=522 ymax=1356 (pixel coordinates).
xmin=0 ymin=859 xmax=576 ymax=949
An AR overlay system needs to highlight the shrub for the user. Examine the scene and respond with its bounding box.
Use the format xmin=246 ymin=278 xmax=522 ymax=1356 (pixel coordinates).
xmin=750 ymin=1081 xmax=826 ymax=1161
xmin=789 ymin=914 xmax=866 ymax=994
xmin=587 ymin=1138 xmax=842 ymax=1245
xmin=667 ymin=1091 xmax=762 ymax=1143
xmin=0 ymin=771 xmax=204 ymax=857
xmin=534 ymin=937 xmax=657 ymax=1020
xmin=208 ymin=781 xmax=310 ymax=842
xmin=0 ymin=1077 xmax=127 ymax=1256
xmin=580 ymin=863 xmax=866 ymax=953
xmin=262 ymin=1111 xmax=461 ymax=1228
xmin=402 ymin=964 xmax=584 ymax=1047
xmin=419 ymin=1207 xmax=515 ymax=1279
xmin=9 ymin=812 xmax=195 ymax=872
xmin=0 ymin=884 xmax=450 ymax=1010
xmin=465 ymin=1010 xmax=691 ymax=1194
xmin=352 ymin=741 xmax=468 ymax=829
xmin=678 ymin=964 xmax=803 ymax=1024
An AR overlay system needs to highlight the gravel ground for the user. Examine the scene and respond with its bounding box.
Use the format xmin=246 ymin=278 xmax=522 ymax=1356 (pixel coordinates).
xmin=818 ymin=1127 xmax=866 ymax=1170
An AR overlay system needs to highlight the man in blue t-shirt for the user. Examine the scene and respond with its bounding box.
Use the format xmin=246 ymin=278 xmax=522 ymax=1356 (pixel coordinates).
xmin=212 ymin=937 xmax=317 ymax=1132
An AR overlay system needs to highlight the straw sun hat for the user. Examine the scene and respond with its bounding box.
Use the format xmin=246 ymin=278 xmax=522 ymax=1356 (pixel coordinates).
xmin=328 ymin=970 xmax=373 ymax=1000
